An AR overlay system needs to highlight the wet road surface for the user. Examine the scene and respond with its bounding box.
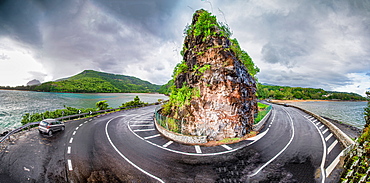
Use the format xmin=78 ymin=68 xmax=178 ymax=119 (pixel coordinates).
xmin=0 ymin=104 xmax=345 ymax=182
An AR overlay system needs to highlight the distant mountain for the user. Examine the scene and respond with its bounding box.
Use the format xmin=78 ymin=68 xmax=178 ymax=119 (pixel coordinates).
xmin=30 ymin=70 xmax=161 ymax=93
xmin=26 ymin=79 xmax=41 ymax=86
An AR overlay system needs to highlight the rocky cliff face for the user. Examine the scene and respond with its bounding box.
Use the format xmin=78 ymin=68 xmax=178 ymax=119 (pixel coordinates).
xmin=167 ymin=10 xmax=258 ymax=140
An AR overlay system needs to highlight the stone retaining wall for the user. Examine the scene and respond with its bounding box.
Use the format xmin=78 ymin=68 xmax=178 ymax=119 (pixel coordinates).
xmin=154 ymin=117 xmax=207 ymax=144
xmin=154 ymin=103 xmax=272 ymax=144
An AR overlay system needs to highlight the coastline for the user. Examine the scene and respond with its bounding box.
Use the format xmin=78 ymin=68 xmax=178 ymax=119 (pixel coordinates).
xmin=270 ymin=100 xmax=363 ymax=139
xmin=271 ymin=99 xmax=367 ymax=103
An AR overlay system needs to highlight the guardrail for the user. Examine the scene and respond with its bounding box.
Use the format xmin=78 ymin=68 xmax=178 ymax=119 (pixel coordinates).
xmin=269 ymin=101 xmax=355 ymax=148
xmin=0 ymin=102 xmax=162 ymax=143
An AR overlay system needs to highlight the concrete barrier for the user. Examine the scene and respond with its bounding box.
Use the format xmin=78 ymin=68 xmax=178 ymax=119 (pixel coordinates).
xmin=270 ymin=101 xmax=355 ymax=148
xmin=154 ymin=117 xmax=207 ymax=144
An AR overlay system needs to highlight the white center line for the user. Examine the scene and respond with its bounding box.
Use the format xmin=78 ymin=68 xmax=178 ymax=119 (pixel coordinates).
xmin=67 ymin=146 xmax=71 ymax=154
xmin=327 ymin=140 xmax=338 ymax=154
xmin=75 ymin=127 xmax=79 ymax=130
xmin=144 ymin=134 xmax=161 ymax=140
xmin=221 ymin=144 xmax=232 ymax=151
xmin=163 ymin=141 xmax=173 ymax=148
xmin=195 ymin=145 xmax=202 ymax=154
xmin=72 ymin=131 xmax=76 ymax=136
xmin=325 ymin=133 xmax=333 ymax=141
xmin=84 ymin=121 xmax=87 ymax=124
xmin=79 ymin=124 xmax=83 ymax=127
xmin=133 ymin=129 xmax=155 ymax=132
xmin=67 ymin=159 xmax=73 ymax=171
xmin=249 ymin=107 xmax=295 ymax=177
xmin=69 ymin=137 xmax=74 ymax=144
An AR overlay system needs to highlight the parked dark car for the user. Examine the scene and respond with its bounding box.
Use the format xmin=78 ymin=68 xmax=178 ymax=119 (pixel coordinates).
xmin=39 ymin=119 xmax=65 ymax=136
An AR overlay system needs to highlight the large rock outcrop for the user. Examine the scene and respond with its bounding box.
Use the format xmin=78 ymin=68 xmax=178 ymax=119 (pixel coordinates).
xmin=165 ymin=9 xmax=258 ymax=141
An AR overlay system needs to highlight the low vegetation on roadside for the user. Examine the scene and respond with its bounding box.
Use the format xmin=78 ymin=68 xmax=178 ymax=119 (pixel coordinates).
xmin=20 ymin=96 xmax=148 ymax=125
xmin=254 ymin=102 xmax=271 ymax=124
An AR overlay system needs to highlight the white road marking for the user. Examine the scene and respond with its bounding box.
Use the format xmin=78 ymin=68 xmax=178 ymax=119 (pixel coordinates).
xmin=221 ymin=144 xmax=232 ymax=151
xmin=133 ymin=129 xmax=155 ymax=132
xmin=195 ymin=145 xmax=202 ymax=153
xmin=326 ymin=149 xmax=345 ymax=177
xmin=89 ymin=119 xmax=92 ymax=121
xmin=306 ymin=114 xmax=327 ymax=183
xmin=105 ymin=116 xmax=165 ymax=183
xmin=249 ymin=107 xmax=295 ymax=177
xmin=72 ymin=131 xmax=76 ymax=136
xmin=131 ymin=124 xmax=153 ymax=127
xmin=69 ymin=137 xmax=73 ymax=144
xmin=67 ymin=159 xmax=73 ymax=171
xmin=144 ymin=134 xmax=161 ymax=140
xmin=163 ymin=141 xmax=173 ymax=148
xmin=301 ymin=109 xmax=326 ymax=183
xmin=75 ymin=127 xmax=79 ymax=130
xmin=325 ymin=133 xmax=333 ymax=141
xmin=327 ymin=140 xmax=338 ymax=154
xmin=322 ymin=128 xmax=329 ymax=135
xmin=315 ymin=122 xmax=321 ymax=126
xmin=67 ymin=146 xmax=71 ymax=154
xmin=128 ymin=111 xmax=274 ymax=156
xmin=79 ymin=124 xmax=83 ymax=127
xmin=84 ymin=121 xmax=87 ymax=124
xmin=319 ymin=125 xmax=325 ymax=129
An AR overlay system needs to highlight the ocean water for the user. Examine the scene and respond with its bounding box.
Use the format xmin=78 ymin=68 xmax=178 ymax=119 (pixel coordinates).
xmin=289 ymin=101 xmax=367 ymax=129
xmin=0 ymin=90 xmax=168 ymax=132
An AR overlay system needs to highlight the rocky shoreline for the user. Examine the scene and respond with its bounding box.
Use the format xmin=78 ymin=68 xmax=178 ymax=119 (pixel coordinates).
xmin=321 ymin=116 xmax=362 ymax=139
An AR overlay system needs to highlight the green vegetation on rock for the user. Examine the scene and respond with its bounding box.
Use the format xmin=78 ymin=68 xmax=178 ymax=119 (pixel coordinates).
xmin=340 ymin=91 xmax=370 ymax=182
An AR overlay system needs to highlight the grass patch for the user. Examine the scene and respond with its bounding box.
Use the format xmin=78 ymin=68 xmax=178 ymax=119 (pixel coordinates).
xmin=255 ymin=102 xmax=271 ymax=124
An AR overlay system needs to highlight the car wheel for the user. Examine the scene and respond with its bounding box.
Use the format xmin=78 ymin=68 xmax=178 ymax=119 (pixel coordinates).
xmin=39 ymin=130 xmax=42 ymax=134
xmin=48 ymin=130 xmax=52 ymax=136
xmin=61 ymin=126 xmax=65 ymax=131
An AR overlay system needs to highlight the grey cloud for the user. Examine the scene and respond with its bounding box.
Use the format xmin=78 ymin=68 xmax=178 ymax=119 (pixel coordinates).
xmin=0 ymin=0 xmax=43 ymax=46
xmin=0 ymin=53 xmax=9 ymax=60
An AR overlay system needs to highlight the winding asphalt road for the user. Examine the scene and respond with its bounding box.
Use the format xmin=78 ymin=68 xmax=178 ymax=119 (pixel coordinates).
xmin=0 ymin=103 xmax=345 ymax=182
xmin=60 ymin=103 xmax=344 ymax=182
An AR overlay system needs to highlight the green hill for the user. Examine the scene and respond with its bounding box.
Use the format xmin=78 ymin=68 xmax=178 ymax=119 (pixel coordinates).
xmin=31 ymin=70 xmax=161 ymax=93
xmin=257 ymin=83 xmax=366 ymax=101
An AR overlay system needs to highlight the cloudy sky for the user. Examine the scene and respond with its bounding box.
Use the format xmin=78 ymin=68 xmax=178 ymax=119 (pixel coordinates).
xmin=0 ymin=0 xmax=369 ymax=96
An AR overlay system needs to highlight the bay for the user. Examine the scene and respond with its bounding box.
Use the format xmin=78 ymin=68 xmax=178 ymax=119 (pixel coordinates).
xmin=289 ymin=101 xmax=367 ymax=129
xmin=0 ymin=90 xmax=168 ymax=132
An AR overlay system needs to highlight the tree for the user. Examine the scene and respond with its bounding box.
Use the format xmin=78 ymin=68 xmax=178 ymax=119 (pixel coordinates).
xmin=96 ymin=100 xmax=109 ymax=110
xmin=121 ymin=96 xmax=147 ymax=108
